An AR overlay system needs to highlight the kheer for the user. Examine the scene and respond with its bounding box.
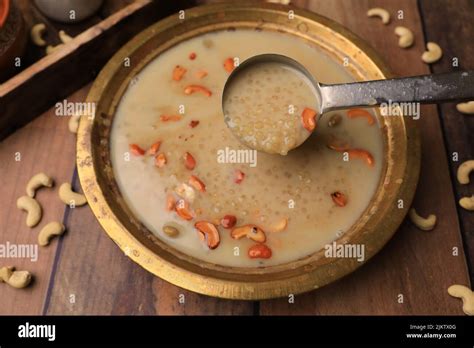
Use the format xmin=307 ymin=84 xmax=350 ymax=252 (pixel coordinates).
xmin=110 ymin=29 xmax=383 ymax=267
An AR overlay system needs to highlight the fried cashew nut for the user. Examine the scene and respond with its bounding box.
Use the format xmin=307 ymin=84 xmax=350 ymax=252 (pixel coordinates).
xmin=0 ymin=266 xmax=33 ymax=289
xmin=421 ymin=42 xmax=442 ymax=64
xmin=38 ymin=221 xmax=66 ymax=246
xmin=30 ymin=23 xmax=47 ymax=47
xmin=17 ymin=196 xmax=42 ymax=227
xmin=26 ymin=172 xmax=54 ymax=197
xmin=394 ymin=26 xmax=414 ymax=48
xmin=59 ymin=183 xmax=87 ymax=206
xmin=367 ymin=8 xmax=390 ymax=24
xmin=409 ymin=208 xmax=436 ymax=231
xmin=448 ymin=284 xmax=474 ymax=316
xmin=459 ymin=195 xmax=474 ymax=211
xmin=457 ymin=160 xmax=474 ymax=184
xmin=456 ymin=101 xmax=474 ymax=114
xmin=194 ymin=221 xmax=220 ymax=249
xmin=231 ymin=224 xmax=266 ymax=242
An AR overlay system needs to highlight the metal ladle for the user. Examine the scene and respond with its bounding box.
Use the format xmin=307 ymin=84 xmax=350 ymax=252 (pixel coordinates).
xmin=222 ymin=54 xmax=474 ymax=153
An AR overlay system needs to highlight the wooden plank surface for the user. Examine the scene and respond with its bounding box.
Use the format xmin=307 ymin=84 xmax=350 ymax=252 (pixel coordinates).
xmin=1 ymin=0 xmax=472 ymax=315
xmin=418 ymin=0 xmax=474 ymax=283
xmin=0 ymin=87 xmax=86 ymax=314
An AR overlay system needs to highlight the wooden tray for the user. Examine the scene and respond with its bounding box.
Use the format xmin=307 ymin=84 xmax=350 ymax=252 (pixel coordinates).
xmin=0 ymin=0 xmax=192 ymax=140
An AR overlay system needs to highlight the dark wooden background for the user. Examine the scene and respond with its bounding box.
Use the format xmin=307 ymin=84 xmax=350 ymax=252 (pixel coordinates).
xmin=0 ymin=0 xmax=472 ymax=315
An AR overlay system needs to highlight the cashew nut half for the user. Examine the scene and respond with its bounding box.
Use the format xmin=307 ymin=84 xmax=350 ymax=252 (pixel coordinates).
xmin=421 ymin=42 xmax=442 ymax=64
xmin=38 ymin=221 xmax=66 ymax=246
xmin=367 ymin=8 xmax=390 ymax=24
xmin=409 ymin=208 xmax=436 ymax=231
xmin=59 ymin=183 xmax=87 ymax=206
xmin=17 ymin=196 xmax=42 ymax=227
xmin=0 ymin=266 xmax=13 ymax=282
xmin=459 ymin=195 xmax=474 ymax=211
xmin=394 ymin=26 xmax=414 ymax=48
xmin=0 ymin=267 xmax=33 ymax=289
xmin=59 ymin=30 xmax=73 ymax=44
xmin=456 ymin=101 xmax=474 ymax=114
xmin=448 ymin=284 xmax=474 ymax=316
xmin=457 ymin=160 xmax=474 ymax=184
xmin=26 ymin=172 xmax=54 ymax=197
xmin=30 ymin=23 xmax=47 ymax=47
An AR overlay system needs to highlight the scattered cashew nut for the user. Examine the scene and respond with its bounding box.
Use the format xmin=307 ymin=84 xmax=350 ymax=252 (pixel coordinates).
xmin=421 ymin=42 xmax=442 ymax=64
xmin=448 ymin=284 xmax=474 ymax=316
xmin=231 ymin=224 xmax=266 ymax=242
xmin=394 ymin=26 xmax=414 ymax=48
xmin=26 ymin=172 xmax=54 ymax=197
xmin=456 ymin=160 xmax=474 ymax=211
xmin=456 ymin=101 xmax=474 ymax=114
xmin=30 ymin=23 xmax=47 ymax=47
xmin=367 ymin=8 xmax=390 ymax=24
xmin=59 ymin=30 xmax=73 ymax=44
xmin=59 ymin=183 xmax=87 ymax=206
xmin=409 ymin=208 xmax=436 ymax=231
xmin=457 ymin=160 xmax=474 ymax=184
xmin=459 ymin=195 xmax=474 ymax=211
xmin=7 ymin=271 xmax=33 ymax=289
xmin=0 ymin=267 xmax=32 ymax=289
xmin=0 ymin=266 xmax=13 ymax=282
xmin=38 ymin=221 xmax=66 ymax=246
xmin=68 ymin=114 xmax=81 ymax=133
xmin=17 ymin=196 xmax=42 ymax=227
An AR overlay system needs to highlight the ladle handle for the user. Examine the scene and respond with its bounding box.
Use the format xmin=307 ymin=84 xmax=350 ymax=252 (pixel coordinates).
xmin=319 ymin=71 xmax=474 ymax=112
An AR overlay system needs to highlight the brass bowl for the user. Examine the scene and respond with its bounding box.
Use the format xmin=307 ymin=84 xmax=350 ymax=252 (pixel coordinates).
xmin=77 ymin=2 xmax=420 ymax=300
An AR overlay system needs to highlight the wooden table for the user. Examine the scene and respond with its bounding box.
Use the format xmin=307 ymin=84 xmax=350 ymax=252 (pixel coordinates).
xmin=1 ymin=0 xmax=472 ymax=315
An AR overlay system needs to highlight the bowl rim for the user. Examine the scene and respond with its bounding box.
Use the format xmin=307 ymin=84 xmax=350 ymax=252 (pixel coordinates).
xmin=77 ymin=2 xmax=420 ymax=300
